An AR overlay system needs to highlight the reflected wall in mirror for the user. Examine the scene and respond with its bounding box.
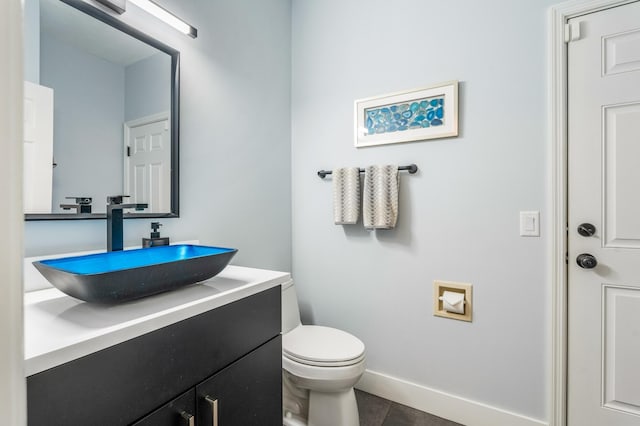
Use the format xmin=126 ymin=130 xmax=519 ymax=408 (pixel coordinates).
xmin=23 ymin=0 xmax=179 ymax=219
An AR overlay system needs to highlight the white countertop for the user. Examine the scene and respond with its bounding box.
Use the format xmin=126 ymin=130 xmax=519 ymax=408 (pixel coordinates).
xmin=25 ymin=265 xmax=290 ymax=376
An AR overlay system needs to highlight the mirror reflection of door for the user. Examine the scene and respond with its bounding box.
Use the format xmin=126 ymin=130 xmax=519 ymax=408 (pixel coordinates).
xmin=124 ymin=114 xmax=171 ymax=213
xmin=23 ymin=81 xmax=54 ymax=214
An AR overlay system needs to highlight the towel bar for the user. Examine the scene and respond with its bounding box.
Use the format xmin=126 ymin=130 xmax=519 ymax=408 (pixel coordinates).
xmin=317 ymin=164 xmax=418 ymax=179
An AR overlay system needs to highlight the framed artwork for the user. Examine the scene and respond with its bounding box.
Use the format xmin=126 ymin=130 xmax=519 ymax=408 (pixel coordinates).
xmin=354 ymin=80 xmax=458 ymax=148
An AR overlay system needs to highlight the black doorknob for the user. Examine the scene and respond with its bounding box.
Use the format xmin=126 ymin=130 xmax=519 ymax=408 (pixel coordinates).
xmin=576 ymin=253 xmax=598 ymax=269
xmin=577 ymin=223 xmax=596 ymax=237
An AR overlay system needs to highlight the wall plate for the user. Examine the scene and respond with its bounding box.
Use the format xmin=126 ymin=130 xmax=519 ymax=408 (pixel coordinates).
xmin=520 ymin=211 xmax=540 ymax=237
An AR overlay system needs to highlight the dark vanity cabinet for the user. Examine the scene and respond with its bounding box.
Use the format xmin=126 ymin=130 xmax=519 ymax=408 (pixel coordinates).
xmin=27 ymin=287 xmax=282 ymax=426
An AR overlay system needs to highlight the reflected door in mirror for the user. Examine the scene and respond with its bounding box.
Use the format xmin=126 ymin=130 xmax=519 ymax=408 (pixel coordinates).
xmin=24 ymin=81 xmax=54 ymax=214
xmin=125 ymin=115 xmax=171 ymax=213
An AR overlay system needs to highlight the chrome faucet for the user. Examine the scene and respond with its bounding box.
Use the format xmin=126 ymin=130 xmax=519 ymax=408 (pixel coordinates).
xmin=107 ymin=195 xmax=148 ymax=252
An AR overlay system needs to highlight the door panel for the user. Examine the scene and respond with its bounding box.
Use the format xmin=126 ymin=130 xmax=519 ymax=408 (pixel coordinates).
xmin=603 ymin=286 xmax=640 ymax=414
xmin=196 ymin=337 xmax=282 ymax=426
xmin=23 ymin=82 xmax=53 ymax=213
xmin=603 ymin=102 xmax=640 ymax=247
xmin=568 ymin=2 xmax=640 ymax=425
xmin=125 ymin=117 xmax=170 ymax=213
xmin=603 ymin=29 xmax=640 ymax=75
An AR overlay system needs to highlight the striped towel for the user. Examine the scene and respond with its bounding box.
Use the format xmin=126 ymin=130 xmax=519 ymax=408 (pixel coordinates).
xmin=363 ymin=165 xmax=399 ymax=230
xmin=332 ymin=167 xmax=361 ymax=225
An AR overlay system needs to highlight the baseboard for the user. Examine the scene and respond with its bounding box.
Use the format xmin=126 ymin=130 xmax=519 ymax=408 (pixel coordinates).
xmin=356 ymin=370 xmax=548 ymax=426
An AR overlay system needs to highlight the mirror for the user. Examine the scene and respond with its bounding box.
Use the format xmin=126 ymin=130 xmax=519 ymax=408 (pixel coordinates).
xmin=24 ymin=0 xmax=179 ymax=220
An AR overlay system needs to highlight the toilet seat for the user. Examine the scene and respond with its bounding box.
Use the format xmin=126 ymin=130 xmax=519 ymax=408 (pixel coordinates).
xmin=283 ymin=325 xmax=365 ymax=367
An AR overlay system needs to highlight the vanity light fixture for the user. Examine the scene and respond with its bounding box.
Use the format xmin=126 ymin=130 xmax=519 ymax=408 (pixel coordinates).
xmin=128 ymin=0 xmax=198 ymax=38
xmin=95 ymin=0 xmax=126 ymax=14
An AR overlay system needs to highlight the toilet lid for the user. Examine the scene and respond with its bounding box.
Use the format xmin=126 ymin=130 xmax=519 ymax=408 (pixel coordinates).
xmin=283 ymin=325 xmax=365 ymax=367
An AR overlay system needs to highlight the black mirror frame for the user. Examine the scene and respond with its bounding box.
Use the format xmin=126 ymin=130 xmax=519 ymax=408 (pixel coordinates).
xmin=26 ymin=0 xmax=180 ymax=221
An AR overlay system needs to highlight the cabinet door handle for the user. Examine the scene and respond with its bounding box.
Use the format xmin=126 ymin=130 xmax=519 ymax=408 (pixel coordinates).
xmin=205 ymin=396 xmax=219 ymax=426
xmin=180 ymin=411 xmax=195 ymax=426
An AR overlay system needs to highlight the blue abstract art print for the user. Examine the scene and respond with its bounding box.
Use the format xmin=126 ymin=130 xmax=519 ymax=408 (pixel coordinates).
xmin=365 ymin=96 xmax=444 ymax=135
xmin=355 ymin=81 xmax=458 ymax=147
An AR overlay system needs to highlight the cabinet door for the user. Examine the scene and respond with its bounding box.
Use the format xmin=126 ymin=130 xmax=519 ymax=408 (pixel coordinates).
xmin=132 ymin=388 xmax=196 ymax=426
xmin=196 ymin=336 xmax=282 ymax=426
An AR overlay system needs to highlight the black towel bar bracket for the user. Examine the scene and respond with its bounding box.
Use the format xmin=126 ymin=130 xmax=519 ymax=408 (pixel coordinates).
xmin=317 ymin=164 xmax=418 ymax=179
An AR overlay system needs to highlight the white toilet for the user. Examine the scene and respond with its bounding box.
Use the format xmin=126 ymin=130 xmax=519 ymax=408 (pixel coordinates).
xmin=281 ymin=279 xmax=366 ymax=426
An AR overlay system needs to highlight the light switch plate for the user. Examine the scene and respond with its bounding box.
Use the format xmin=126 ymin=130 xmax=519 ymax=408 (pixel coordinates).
xmin=520 ymin=211 xmax=540 ymax=237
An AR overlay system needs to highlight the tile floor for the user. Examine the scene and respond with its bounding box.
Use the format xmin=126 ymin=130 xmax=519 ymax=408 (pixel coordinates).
xmin=355 ymin=390 xmax=465 ymax=426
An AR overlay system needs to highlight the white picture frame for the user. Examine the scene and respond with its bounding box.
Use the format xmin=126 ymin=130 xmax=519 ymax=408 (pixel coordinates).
xmin=354 ymin=81 xmax=458 ymax=148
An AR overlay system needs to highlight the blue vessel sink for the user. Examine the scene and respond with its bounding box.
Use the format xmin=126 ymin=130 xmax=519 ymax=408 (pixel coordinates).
xmin=33 ymin=244 xmax=238 ymax=303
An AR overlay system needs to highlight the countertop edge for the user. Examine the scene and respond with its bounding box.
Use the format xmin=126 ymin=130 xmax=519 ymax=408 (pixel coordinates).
xmin=25 ymin=266 xmax=290 ymax=376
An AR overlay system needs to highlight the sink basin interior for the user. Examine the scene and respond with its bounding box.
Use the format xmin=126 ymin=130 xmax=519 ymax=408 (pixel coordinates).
xmin=38 ymin=245 xmax=235 ymax=275
xmin=33 ymin=244 xmax=238 ymax=304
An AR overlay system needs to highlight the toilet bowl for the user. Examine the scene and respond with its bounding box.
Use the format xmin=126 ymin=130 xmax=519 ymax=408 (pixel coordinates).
xmin=281 ymin=280 xmax=366 ymax=426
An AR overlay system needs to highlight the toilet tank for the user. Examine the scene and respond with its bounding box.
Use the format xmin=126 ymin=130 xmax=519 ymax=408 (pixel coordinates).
xmin=281 ymin=279 xmax=301 ymax=334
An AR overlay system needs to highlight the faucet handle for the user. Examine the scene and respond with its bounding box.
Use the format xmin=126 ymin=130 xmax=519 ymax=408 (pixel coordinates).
xmin=107 ymin=195 xmax=130 ymax=205
xmin=66 ymin=196 xmax=92 ymax=205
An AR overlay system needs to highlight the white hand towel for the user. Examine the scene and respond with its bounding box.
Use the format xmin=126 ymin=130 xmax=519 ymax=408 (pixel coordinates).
xmin=333 ymin=167 xmax=361 ymax=225
xmin=363 ymin=165 xmax=399 ymax=230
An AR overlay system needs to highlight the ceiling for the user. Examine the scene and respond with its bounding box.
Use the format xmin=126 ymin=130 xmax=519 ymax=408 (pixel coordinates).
xmin=39 ymin=0 xmax=159 ymax=66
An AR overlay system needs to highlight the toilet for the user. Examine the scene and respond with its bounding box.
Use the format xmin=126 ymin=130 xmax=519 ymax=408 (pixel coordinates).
xmin=281 ymin=279 xmax=366 ymax=426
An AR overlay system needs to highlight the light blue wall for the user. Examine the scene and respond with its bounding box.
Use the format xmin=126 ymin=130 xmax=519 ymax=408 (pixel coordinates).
xmin=23 ymin=0 xmax=39 ymax=83
xmin=291 ymin=0 xmax=555 ymax=421
xmin=25 ymin=0 xmax=292 ymax=273
xmin=40 ymin=35 xmax=125 ymax=214
xmin=124 ymin=53 xmax=171 ymax=121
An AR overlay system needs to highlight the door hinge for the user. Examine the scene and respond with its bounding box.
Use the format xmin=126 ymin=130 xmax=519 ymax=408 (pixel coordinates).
xmin=565 ymin=21 xmax=582 ymax=42
xmin=127 ymin=146 xmax=131 ymax=157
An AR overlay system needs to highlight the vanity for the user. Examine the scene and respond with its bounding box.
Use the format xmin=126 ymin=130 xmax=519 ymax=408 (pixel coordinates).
xmin=25 ymin=262 xmax=289 ymax=425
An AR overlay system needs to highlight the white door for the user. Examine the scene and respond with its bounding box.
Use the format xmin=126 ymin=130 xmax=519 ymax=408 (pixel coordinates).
xmin=568 ymin=2 xmax=640 ymax=425
xmin=124 ymin=116 xmax=171 ymax=213
xmin=23 ymin=81 xmax=54 ymax=213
